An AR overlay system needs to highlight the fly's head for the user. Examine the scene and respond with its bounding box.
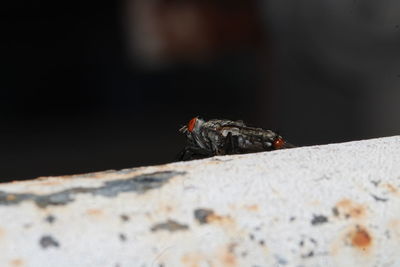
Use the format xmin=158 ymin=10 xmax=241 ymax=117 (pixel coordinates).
xmin=179 ymin=117 xmax=203 ymax=135
xmin=179 ymin=117 xmax=207 ymax=145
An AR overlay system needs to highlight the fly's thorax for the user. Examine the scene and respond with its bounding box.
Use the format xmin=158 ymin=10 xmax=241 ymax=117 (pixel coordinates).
xmin=183 ymin=118 xmax=206 ymax=146
xmin=199 ymin=126 xmax=223 ymax=150
xmin=192 ymin=118 xmax=205 ymax=133
xmin=187 ymin=119 xmax=217 ymax=150
xmin=201 ymin=120 xmax=222 ymax=132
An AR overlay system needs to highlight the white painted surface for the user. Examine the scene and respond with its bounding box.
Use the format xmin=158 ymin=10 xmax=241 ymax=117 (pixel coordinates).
xmin=1 ymin=136 xmax=400 ymax=267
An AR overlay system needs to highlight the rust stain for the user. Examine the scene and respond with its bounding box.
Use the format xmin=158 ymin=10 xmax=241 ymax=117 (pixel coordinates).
xmin=181 ymin=244 xmax=238 ymax=267
xmin=194 ymin=208 xmax=234 ymax=226
xmin=9 ymin=259 xmax=24 ymax=267
xmin=228 ymin=204 xmax=237 ymax=210
xmin=206 ymin=160 xmax=225 ymax=165
xmin=219 ymin=244 xmax=237 ymax=267
xmin=6 ymin=194 xmax=16 ymax=201
xmin=165 ymin=205 xmax=173 ymax=213
xmin=244 ymin=204 xmax=259 ymax=212
xmin=334 ymin=199 xmax=366 ymax=219
xmin=331 ymin=224 xmax=373 ymax=256
xmin=86 ymin=209 xmax=103 ymax=216
xmin=223 ymin=253 xmax=236 ymax=266
xmin=181 ymin=253 xmax=202 ymax=267
xmin=0 ymin=227 xmax=4 ymax=238
xmin=384 ymin=183 xmax=400 ymax=196
xmin=349 ymin=225 xmax=372 ymax=251
xmin=10 ymin=180 xmax=24 ymax=184
xmin=37 ymin=181 xmax=63 ymax=186
xmin=388 ymin=219 xmax=400 ymax=239
xmin=206 ymin=213 xmax=234 ymax=225
xmin=154 ymin=205 xmax=175 ymax=216
xmin=385 ymin=183 xmax=398 ymax=193
xmin=309 ymin=200 xmax=321 ymax=206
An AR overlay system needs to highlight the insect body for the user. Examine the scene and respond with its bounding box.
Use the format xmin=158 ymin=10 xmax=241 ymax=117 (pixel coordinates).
xmin=177 ymin=117 xmax=294 ymax=161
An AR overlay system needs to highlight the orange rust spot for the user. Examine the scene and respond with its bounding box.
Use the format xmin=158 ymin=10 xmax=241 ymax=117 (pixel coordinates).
xmin=221 ymin=247 xmax=237 ymax=267
xmin=384 ymin=183 xmax=399 ymax=196
xmin=10 ymin=259 xmax=24 ymax=267
xmin=86 ymin=209 xmax=103 ymax=216
xmin=37 ymin=180 xmax=63 ymax=186
xmin=245 ymin=204 xmax=259 ymax=211
xmin=349 ymin=226 xmax=372 ymax=251
xmin=335 ymin=199 xmax=366 ymax=219
xmin=0 ymin=227 xmax=5 ymax=238
xmin=6 ymin=194 xmax=16 ymax=201
xmin=228 ymin=204 xmax=237 ymax=210
xmin=206 ymin=213 xmax=233 ymax=225
xmin=388 ymin=219 xmax=400 ymax=239
xmin=309 ymin=200 xmax=321 ymax=206
xmin=181 ymin=244 xmax=238 ymax=267
xmin=165 ymin=205 xmax=173 ymax=213
xmin=207 ymin=160 xmax=224 ymax=165
xmin=181 ymin=253 xmax=202 ymax=267
xmin=85 ymin=173 xmax=102 ymax=179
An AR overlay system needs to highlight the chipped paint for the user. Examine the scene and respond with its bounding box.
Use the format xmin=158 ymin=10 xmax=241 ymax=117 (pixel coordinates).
xmin=311 ymin=215 xmax=329 ymax=225
xmin=39 ymin=235 xmax=60 ymax=249
xmin=150 ymin=220 xmax=189 ymax=232
xmin=194 ymin=208 xmax=214 ymax=224
xmin=194 ymin=209 xmax=233 ymax=226
xmin=0 ymin=171 xmax=184 ymax=208
xmin=0 ymin=136 xmax=399 ymax=266
xmin=120 ymin=214 xmax=130 ymax=222
xmin=44 ymin=214 xmax=56 ymax=224
xmin=193 ymin=208 xmax=234 ymax=226
xmin=370 ymin=193 xmax=389 ymax=202
xmin=118 ymin=233 xmax=127 ymax=242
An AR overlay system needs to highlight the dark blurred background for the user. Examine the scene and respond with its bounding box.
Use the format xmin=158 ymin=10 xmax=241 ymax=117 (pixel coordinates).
xmin=1 ymin=0 xmax=400 ymax=182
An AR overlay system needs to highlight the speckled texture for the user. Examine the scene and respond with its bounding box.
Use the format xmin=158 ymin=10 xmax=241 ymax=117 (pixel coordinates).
xmin=1 ymin=136 xmax=400 ymax=267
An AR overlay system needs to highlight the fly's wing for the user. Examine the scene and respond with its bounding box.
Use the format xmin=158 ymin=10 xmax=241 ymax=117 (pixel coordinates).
xmin=221 ymin=119 xmax=246 ymax=128
xmin=206 ymin=119 xmax=246 ymax=128
xmin=226 ymin=126 xmax=279 ymax=154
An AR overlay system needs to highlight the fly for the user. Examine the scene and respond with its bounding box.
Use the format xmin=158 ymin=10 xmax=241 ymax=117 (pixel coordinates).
xmin=177 ymin=117 xmax=295 ymax=161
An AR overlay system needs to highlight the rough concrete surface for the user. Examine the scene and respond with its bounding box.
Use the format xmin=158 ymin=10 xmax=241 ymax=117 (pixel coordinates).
xmin=1 ymin=136 xmax=400 ymax=267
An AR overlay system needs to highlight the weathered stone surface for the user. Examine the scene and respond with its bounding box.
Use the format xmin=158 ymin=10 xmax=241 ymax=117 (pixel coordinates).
xmin=1 ymin=136 xmax=400 ymax=267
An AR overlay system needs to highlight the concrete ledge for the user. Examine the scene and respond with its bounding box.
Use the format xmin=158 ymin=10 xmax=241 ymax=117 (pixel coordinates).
xmin=1 ymin=136 xmax=400 ymax=267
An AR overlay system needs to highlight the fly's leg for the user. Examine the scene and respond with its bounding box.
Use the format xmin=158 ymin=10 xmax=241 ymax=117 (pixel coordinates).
xmin=176 ymin=145 xmax=214 ymax=161
xmin=223 ymin=132 xmax=240 ymax=154
xmin=206 ymin=136 xmax=221 ymax=156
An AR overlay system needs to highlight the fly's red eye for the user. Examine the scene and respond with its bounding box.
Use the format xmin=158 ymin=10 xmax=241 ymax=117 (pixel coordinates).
xmin=273 ymin=137 xmax=285 ymax=149
xmin=187 ymin=117 xmax=197 ymax=132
